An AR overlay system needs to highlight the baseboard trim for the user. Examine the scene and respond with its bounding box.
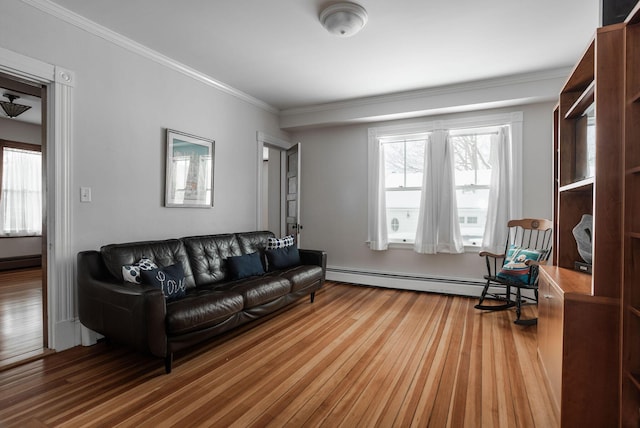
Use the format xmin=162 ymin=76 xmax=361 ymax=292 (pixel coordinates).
xmin=326 ymin=266 xmax=487 ymax=297
xmin=0 ymin=254 xmax=41 ymax=271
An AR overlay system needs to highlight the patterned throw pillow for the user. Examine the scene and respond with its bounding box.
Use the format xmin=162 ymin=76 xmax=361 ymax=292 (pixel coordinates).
xmin=266 ymin=235 xmax=295 ymax=250
xmin=122 ymin=257 xmax=158 ymax=284
xmin=497 ymin=245 xmax=545 ymax=284
xmin=140 ymin=263 xmax=187 ymax=301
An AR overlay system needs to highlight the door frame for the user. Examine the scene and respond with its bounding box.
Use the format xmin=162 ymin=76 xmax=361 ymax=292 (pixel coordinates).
xmin=0 ymin=47 xmax=76 ymax=351
xmin=256 ymin=132 xmax=294 ymax=236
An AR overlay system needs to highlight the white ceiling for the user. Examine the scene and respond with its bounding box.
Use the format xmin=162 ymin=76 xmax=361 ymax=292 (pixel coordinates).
xmin=34 ymin=1 xmax=601 ymax=112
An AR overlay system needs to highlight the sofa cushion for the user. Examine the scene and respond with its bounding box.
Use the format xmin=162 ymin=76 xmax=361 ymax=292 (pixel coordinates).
xmin=236 ymin=231 xmax=275 ymax=255
xmin=227 ymin=252 xmax=265 ymax=279
xmin=228 ymin=276 xmax=291 ymax=308
xmin=101 ymin=239 xmax=195 ymax=289
xmin=122 ymin=257 xmax=158 ymax=284
xmin=266 ymin=235 xmax=294 ymax=250
xmin=182 ymin=234 xmax=242 ymax=286
xmin=166 ymin=289 xmax=244 ymax=335
xmin=141 ymin=263 xmax=187 ymax=301
xmin=266 ymin=245 xmax=301 ymax=271
xmin=279 ymin=265 xmax=324 ymax=292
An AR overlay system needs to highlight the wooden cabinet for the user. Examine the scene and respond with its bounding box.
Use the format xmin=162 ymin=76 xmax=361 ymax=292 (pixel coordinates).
xmin=621 ymin=4 xmax=640 ymax=426
xmin=540 ymin=18 xmax=628 ymax=428
xmin=538 ymin=267 xmax=619 ymax=427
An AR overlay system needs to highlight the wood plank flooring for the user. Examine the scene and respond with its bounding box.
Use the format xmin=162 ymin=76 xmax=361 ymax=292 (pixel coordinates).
xmin=0 ymin=268 xmax=46 ymax=368
xmin=0 ymin=281 xmax=558 ymax=427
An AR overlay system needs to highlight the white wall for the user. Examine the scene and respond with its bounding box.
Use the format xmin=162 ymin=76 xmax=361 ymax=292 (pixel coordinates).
xmin=0 ymin=117 xmax=42 ymax=258
xmin=0 ymin=0 xmax=289 ymax=257
xmin=291 ymin=102 xmax=555 ymax=294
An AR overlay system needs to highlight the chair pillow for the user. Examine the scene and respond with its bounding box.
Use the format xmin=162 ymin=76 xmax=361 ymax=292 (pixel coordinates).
xmin=122 ymin=257 xmax=158 ymax=284
xmin=141 ymin=263 xmax=187 ymax=301
xmin=266 ymin=235 xmax=294 ymax=250
xmin=226 ymin=252 xmax=265 ymax=279
xmin=497 ymin=245 xmax=545 ymax=284
xmin=266 ymin=245 xmax=301 ymax=271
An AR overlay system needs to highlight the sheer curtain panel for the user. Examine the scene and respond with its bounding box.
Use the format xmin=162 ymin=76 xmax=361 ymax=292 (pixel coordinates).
xmin=368 ymin=140 xmax=389 ymax=250
xmin=480 ymin=126 xmax=511 ymax=253
xmin=414 ymin=130 xmax=464 ymax=254
xmin=0 ymin=147 xmax=42 ymax=236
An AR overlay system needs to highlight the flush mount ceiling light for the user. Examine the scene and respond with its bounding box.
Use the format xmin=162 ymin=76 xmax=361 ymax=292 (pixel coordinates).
xmin=320 ymin=2 xmax=368 ymax=37
xmin=0 ymin=93 xmax=31 ymax=118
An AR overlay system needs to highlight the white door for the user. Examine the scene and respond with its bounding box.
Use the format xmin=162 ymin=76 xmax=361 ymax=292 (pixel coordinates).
xmin=285 ymin=143 xmax=301 ymax=244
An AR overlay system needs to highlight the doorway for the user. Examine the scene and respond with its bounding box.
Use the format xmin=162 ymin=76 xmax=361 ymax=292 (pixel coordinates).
xmin=0 ymin=72 xmax=48 ymax=368
xmin=257 ymin=133 xmax=301 ymax=244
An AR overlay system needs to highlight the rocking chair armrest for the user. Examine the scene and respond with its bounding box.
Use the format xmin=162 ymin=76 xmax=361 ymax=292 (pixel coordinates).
xmin=479 ymin=251 xmax=506 ymax=260
xmin=525 ymin=259 xmax=548 ymax=267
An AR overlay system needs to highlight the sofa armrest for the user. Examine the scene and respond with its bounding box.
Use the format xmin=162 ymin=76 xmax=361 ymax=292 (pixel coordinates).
xmin=77 ymin=250 xmax=167 ymax=358
xmin=298 ymin=249 xmax=327 ymax=275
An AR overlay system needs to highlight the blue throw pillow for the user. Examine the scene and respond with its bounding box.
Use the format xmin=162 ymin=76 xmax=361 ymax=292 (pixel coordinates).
xmin=227 ymin=252 xmax=265 ymax=279
xmin=497 ymin=245 xmax=545 ymax=284
xmin=141 ymin=263 xmax=187 ymax=301
xmin=266 ymin=245 xmax=301 ymax=271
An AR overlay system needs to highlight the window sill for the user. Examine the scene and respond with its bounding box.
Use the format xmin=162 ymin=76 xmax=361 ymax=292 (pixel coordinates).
xmin=381 ymin=241 xmax=482 ymax=253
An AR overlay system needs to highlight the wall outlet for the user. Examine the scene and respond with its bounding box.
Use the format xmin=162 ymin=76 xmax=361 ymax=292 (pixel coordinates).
xmin=80 ymin=187 xmax=92 ymax=202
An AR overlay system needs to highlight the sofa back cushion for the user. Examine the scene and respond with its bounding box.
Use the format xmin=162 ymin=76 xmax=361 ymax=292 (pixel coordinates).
xmin=236 ymin=231 xmax=275 ymax=255
xmin=101 ymin=239 xmax=196 ymax=289
xmin=182 ymin=234 xmax=243 ymax=286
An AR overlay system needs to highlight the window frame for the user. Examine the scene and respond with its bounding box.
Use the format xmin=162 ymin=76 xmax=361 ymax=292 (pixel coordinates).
xmin=367 ymin=112 xmax=523 ymax=250
xmin=0 ymin=139 xmax=43 ymax=238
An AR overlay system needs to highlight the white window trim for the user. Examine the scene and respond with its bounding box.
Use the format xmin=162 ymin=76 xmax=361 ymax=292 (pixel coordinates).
xmin=367 ymin=112 xmax=523 ymax=249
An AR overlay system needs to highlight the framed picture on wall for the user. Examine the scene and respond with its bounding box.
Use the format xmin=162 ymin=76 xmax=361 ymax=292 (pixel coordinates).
xmin=165 ymin=129 xmax=215 ymax=208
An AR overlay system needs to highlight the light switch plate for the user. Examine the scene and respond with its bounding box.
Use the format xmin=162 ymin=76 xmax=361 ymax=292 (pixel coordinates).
xmin=80 ymin=187 xmax=92 ymax=202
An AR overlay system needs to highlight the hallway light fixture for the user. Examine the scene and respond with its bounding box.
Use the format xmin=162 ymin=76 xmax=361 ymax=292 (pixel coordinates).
xmin=0 ymin=93 xmax=31 ymax=118
xmin=320 ymin=2 xmax=368 ymax=37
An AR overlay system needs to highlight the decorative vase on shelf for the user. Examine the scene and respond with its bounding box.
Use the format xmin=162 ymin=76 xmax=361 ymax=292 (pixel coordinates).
xmin=572 ymin=214 xmax=593 ymax=265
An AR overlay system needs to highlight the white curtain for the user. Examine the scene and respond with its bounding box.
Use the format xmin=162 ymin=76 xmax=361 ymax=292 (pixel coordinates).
xmin=0 ymin=147 xmax=42 ymax=236
xmin=414 ymin=131 xmax=464 ymax=254
xmin=481 ymin=126 xmax=511 ymax=254
xmin=368 ymin=140 xmax=388 ymax=250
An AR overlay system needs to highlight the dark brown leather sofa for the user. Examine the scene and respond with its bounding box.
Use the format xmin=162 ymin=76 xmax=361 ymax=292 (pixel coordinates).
xmin=77 ymin=231 xmax=326 ymax=373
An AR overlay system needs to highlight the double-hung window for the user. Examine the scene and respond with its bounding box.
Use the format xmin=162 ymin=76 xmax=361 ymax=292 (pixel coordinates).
xmin=381 ymin=134 xmax=427 ymax=242
xmin=368 ymin=112 xmax=522 ymax=252
xmin=0 ymin=141 xmax=42 ymax=237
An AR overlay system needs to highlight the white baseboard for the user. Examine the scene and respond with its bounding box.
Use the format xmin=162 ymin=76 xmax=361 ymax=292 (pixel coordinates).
xmin=326 ymin=266 xmax=536 ymax=300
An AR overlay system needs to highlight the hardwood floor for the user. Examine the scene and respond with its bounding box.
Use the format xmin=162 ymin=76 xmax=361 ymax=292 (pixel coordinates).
xmin=0 ymin=282 xmax=558 ymax=427
xmin=0 ymin=268 xmax=46 ymax=369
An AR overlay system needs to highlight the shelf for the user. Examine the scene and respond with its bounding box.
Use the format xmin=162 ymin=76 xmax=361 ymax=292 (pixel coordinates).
xmin=630 ymin=232 xmax=640 ymax=239
xmin=628 ymin=166 xmax=640 ymax=175
xmin=559 ymin=177 xmax=594 ymax=192
xmin=565 ymin=81 xmax=595 ymax=119
xmin=631 ymin=89 xmax=640 ymax=104
xmin=631 ymin=306 xmax=640 ymax=318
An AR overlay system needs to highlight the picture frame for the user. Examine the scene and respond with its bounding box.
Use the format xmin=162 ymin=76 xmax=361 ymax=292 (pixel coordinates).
xmin=165 ymin=129 xmax=215 ymax=208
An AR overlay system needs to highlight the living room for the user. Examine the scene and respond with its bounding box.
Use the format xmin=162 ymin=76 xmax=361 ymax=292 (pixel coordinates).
xmin=1 ymin=0 xmax=637 ymax=426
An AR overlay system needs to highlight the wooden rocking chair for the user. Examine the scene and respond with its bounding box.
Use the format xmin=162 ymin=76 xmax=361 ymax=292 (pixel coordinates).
xmin=474 ymin=218 xmax=553 ymax=325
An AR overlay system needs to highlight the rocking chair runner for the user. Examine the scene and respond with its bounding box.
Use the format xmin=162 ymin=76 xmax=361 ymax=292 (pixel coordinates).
xmin=474 ymin=218 xmax=553 ymax=325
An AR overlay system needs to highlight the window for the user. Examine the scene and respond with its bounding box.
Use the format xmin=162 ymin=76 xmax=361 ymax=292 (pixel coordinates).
xmin=450 ymin=128 xmax=493 ymax=247
xmin=0 ymin=141 xmax=42 ymax=237
xmin=382 ymin=136 xmax=426 ymax=242
xmin=368 ymin=112 xmax=523 ymax=252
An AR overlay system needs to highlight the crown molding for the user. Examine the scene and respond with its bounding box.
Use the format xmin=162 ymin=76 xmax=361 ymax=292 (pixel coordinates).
xmin=20 ymin=0 xmax=279 ymax=114
xmin=280 ymin=67 xmax=570 ymax=117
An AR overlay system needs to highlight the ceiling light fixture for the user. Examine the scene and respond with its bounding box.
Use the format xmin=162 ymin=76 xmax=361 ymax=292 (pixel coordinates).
xmin=320 ymin=2 xmax=368 ymax=37
xmin=0 ymin=93 xmax=31 ymax=118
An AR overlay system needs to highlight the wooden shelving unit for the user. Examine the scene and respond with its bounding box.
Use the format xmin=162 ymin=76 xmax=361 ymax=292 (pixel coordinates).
xmin=540 ymin=19 xmax=627 ymax=427
xmin=621 ymin=3 xmax=640 ymax=426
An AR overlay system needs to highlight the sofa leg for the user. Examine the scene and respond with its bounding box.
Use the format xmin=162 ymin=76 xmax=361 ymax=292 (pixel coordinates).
xmin=164 ymin=353 xmax=173 ymax=374
xmin=310 ymin=292 xmax=315 ymax=303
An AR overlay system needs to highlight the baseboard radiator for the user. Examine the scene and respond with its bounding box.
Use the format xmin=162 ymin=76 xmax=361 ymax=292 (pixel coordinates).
xmin=326 ymin=266 xmax=535 ymax=299
xmin=0 ymin=254 xmax=42 ymax=271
